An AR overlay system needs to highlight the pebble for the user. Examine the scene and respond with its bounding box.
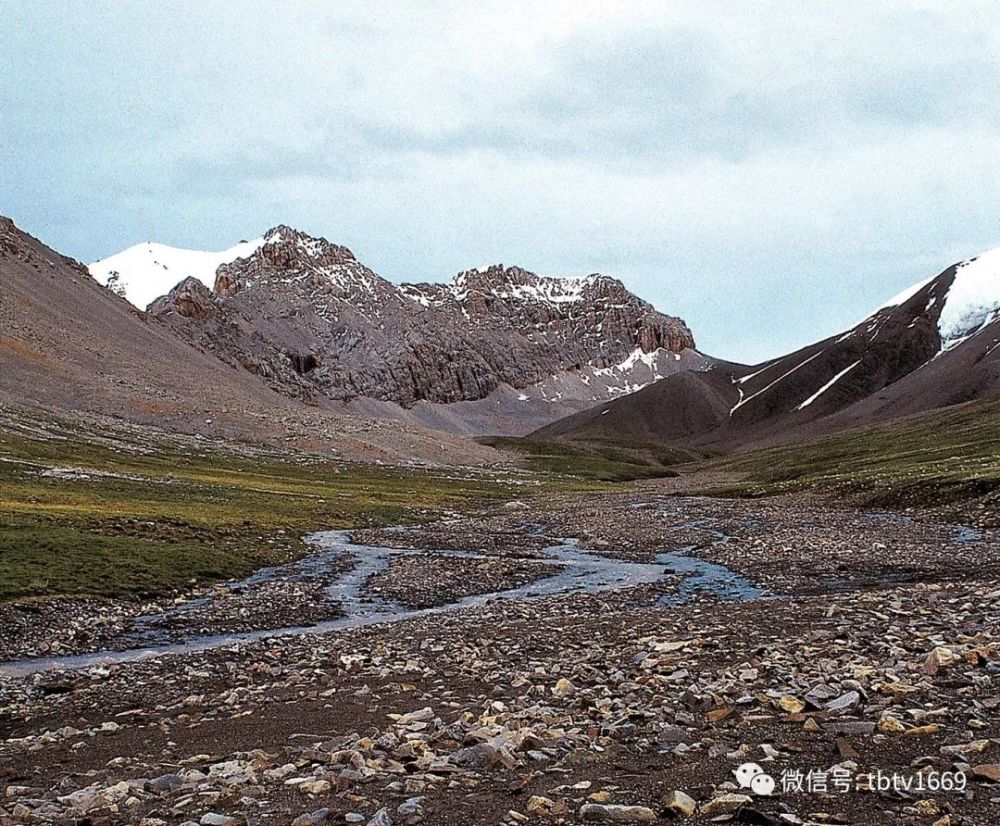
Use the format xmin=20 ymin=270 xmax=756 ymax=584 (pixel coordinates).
xmin=292 ymin=810 xmax=330 ymax=826
xmin=578 ymin=803 xmax=657 ymax=822
xmin=700 ymin=793 xmax=752 ymax=816
xmin=200 ymin=815 xmax=237 ymax=826
xmin=661 ymin=790 xmax=697 ymax=817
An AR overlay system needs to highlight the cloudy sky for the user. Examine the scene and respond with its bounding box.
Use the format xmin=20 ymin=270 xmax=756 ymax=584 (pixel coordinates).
xmin=4 ymin=1 xmax=1000 ymax=362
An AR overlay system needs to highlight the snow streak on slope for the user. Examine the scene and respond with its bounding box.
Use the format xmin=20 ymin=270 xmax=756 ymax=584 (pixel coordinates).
xmin=795 ymin=360 xmax=861 ymax=410
xmin=729 ymin=350 xmax=825 ymax=416
xmin=89 ymin=234 xmax=278 ymax=310
xmin=520 ymin=348 xmax=708 ymax=405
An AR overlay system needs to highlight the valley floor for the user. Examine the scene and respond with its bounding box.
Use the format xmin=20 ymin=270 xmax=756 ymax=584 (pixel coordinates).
xmin=2 ymin=485 xmax=999 ymax=825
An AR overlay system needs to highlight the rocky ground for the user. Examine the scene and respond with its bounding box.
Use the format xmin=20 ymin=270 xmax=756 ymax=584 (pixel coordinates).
xmin=361 ymin=554 xmax=560 ymax=611
xmin=2 ymin=484 xmax=999 ymax=825
xmin=0 ymin=554 xmax=352 ymax=662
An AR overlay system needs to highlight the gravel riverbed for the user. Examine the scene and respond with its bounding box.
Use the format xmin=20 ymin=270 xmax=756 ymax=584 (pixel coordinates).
xmin=2 ymin=487 xmax=998 ymax=825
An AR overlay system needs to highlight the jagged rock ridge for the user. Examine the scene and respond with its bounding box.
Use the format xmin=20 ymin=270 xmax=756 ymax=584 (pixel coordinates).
xmin=0 ymin=214 xmax=494 ymax=464
xmin=136 ymin=226 xmax=696 ymax=407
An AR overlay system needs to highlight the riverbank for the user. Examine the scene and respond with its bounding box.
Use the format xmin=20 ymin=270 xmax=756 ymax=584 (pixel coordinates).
xmin=2 ymin=488 xmax=998 ymax=825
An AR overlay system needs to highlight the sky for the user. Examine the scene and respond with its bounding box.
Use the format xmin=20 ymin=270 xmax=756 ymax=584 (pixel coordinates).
xmin=4 ymin=1 xmax=1000 ymax=363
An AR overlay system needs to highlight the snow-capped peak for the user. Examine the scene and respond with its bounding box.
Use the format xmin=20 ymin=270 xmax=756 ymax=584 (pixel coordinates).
xmin=937 ymin=247 xmax=1000 ymax=350
xmin=864 ymin=245 xmax=1000 ymax=351
xmin=89 ymin=231 xmax=281 ymax=310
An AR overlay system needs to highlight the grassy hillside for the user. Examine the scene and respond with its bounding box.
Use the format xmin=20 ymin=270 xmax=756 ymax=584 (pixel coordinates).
xmin=478 ymin=436 xmax=696 ymax=482
xmin=0 ymin=410 xmax=597 ymax=603
xmin=704 ymin=397 xmax=1000 ymax=507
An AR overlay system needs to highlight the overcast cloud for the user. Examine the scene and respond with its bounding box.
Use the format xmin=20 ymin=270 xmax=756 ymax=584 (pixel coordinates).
xmin=4 ymin=0 xmax=1000 ymax=362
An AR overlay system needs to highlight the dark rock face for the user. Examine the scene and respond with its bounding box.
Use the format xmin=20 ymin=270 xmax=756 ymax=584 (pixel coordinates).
xmin=150 ymin=227 xmax=696 ymax=407
xmin=150 ymin=277 xmax=216 ymax=321
xmin=287 ymin=352 xmax=318 ymax=375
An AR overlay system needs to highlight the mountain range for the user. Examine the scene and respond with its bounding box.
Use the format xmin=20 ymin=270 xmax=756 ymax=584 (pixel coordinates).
xmin=536 ymin=248 xmax=1000 ymax=449
xmin=90 ymin=226 xmax=703 ymax=435
xmin=0 ymin=216 xmax=494 ymax=464
xmin=5 ymin=213 xmax=999 ymax=459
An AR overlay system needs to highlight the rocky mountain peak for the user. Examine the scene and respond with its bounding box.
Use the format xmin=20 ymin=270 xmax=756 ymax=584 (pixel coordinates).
xmin=149 ymin=276 xmax=217 ymax=320
xmin=446 ymin=264 xmax=611 ymax=306
xmin=99 ymin=223 xmax=697 ymax=410
xmin=214 ymin=226 xmax=374 ymax=298
xmin=401 ymin=263 xmax=692 ymax=356
xmin=259 ymin=225 xmax=358 ymax=262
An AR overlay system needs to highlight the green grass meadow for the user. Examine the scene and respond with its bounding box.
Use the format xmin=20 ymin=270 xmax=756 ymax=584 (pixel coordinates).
xmin=704 ymin=397 xmax=1000 ymax=507
xmin=0 ymin=411 xmax=557 ymax=602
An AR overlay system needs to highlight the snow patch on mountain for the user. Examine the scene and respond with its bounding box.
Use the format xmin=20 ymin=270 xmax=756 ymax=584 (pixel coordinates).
xmin=399 ymin=264 xmax=603 ymax=307
xmin=866 ymin=246 xmax=1000 ymax=352
xmin=526 ymin=347 xmax=709 ymax=405
xmin=938 ymin=247 xmax=1000 ymax=350
xmin=398 ymin=285 xmax=432 ymax=307
xmin=488 ymin=274 xmax=600 ymax=305
xmin=401 ymin=267 xmax=604 ymax=309
xmin=89 ymin=233 xmax=278 ymax=309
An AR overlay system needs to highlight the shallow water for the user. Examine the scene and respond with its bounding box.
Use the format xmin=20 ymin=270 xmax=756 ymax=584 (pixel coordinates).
xmin=657 ymin=547 xmax=764 ymax=605
xmin=953 ymin=525 xmax=983 ymax=543
xmin=0 ymin=527 xmax=762 ymax=676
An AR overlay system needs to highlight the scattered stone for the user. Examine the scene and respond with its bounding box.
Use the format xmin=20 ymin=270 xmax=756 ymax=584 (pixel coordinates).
xmin=825 ymin=690 xmax=861 ymax=712
xmin=700 ymin=793 xmax=752 ymax=816
xmin=527 ymin=796 xmax=556 ymax=815
xmin=834 ymin=738 xmax=860 ymax=760
xmin=878 ymin=715 xmax=906 ymax=733
xmin=292 ymin=810 xmax=330 ymax=826
xmin=779 ymin=696 xmax=805 ymax=714
xmin=200 ymin=815 xmax=237 ymax=826
xmin=579 ymin=803 xmax=657 ymax=822
xmin=906 ymin=724 xmax=940 ymax=736
xmin=661 ymin=790 xmax=697 ymax=817
xmin=941 ymin=740 xmax=989 ymax=757
xmin=367 ymin=808 xmax=393 ymax=826
xmin=552 ymin=677 xmax=576 ymax=698
xmin=4 ymin=495 xmax=999 ymax=826
xmin=924 ymin=646 xmax=960 ymax=675
xmin=971 ymin=764 xmax=1000 ymax=783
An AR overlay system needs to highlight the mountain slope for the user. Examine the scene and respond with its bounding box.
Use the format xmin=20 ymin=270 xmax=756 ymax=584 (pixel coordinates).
xmin=536 ymin=247 xmax=1000 ymax=449
xmin=0 ymin=216 xmax=499 ymax=464
xmin=706 ymin=395 xmax=1000 ymax=513
xmin=344 ymin=347 xmax=712 ymax=437
xmin=91 ymin=227 xmax=701 ymax=432
xmin=533 ymin=366 xmax=742 ymax=444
